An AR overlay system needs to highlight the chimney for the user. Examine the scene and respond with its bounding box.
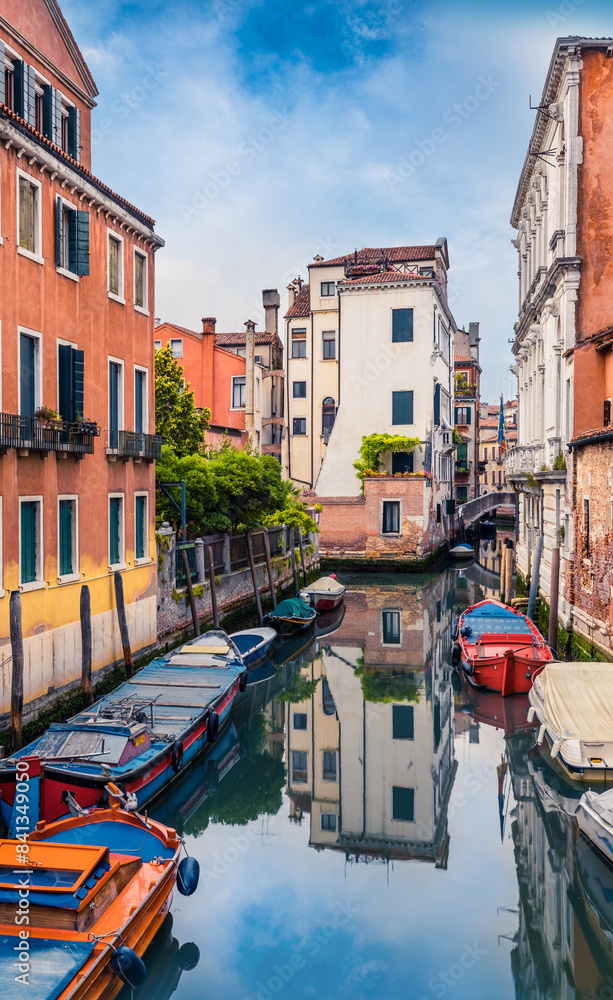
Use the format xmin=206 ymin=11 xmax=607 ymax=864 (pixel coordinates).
xmin=468 ymin=321 xmax=480 ymax=362
xmin=202 ymin=317 xmax=216 ymax=335
xmin=262 ymin=289 xmax=280 ymax=336
xmin=287 ymin=282 xmax=297 ymax=306
xmin=244 ymin=319 xmax=256 ymax=438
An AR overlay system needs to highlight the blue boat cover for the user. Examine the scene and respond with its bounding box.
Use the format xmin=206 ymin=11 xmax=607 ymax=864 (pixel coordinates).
xmin=42 ymin=820 xmax=175 ymax=862
xmin=0 ymin=937 xmax=94 ymax=1000
xmin=266 ymin=598 xmax=314 ymax=621
xmin=463 ymin=603 xmax=532 ymax=637
xmin=464 ymin=602 xmax=517 ymax=618
xmin=232 ymin=634 xmax=261 ymax=655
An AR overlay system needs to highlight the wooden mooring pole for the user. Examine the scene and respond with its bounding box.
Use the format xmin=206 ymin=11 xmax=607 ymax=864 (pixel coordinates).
xmin=297 ymin=528 xmax=308 ymax=587
xmin=262 ymin=531 xmax=277 ymax=609
xmin=246 ymin=532 xmax=263 ymax=623
xmin=207 ymin=546 xmax=220 ymax=627
xmin=113 ymin=571 xmax=134 ymax=678
xmin=549 ymin=546 xmax=560 ymax=654
xmin=289 ymin=527 xmax=299 ymax=594
xmin=182 ymin=549 xmax=200 ymax=638
xmin=10 ymin=592 xmax=24 ymax=753
xmin=80 ymin=585 xmax=93 ymax=707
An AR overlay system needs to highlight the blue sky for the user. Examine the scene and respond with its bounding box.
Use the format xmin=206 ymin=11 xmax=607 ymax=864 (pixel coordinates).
xmin=62 ymin=0 xmax=613 ymax=401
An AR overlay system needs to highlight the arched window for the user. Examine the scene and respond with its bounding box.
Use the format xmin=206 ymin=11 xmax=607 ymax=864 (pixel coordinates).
xmin=322 ymin=397 xmax=336 ymax=437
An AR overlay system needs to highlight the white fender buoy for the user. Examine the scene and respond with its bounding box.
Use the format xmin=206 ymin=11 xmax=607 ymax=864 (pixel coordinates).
xmin=527 ymin=707 xmax=536 ymax=724
xmin=551 ymin=740 xmax=561 ymax=759
xmin=537 ymin=724 xmax=546 ymax=746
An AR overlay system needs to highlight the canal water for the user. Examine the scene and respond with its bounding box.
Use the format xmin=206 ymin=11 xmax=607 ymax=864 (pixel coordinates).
xmin=124 ymin=543 xmax=613 ymax=1000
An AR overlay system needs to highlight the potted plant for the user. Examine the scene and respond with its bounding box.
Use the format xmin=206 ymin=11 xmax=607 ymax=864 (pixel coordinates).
xmin=34 ymin=405 xmax=61 ymax=426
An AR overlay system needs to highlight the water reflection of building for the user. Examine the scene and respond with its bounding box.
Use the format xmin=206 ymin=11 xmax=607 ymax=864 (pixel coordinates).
xmin=506 ymin=734 xmax=613 ymax=999
xmin=286 ymin=573 xmax=457 ymax=868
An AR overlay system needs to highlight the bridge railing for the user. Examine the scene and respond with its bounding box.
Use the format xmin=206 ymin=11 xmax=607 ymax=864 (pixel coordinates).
xmin=456 ymin=491 xmax=517 ymax=527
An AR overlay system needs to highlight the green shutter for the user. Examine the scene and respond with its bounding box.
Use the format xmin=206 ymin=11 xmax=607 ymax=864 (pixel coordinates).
xmin=433 ymin=383 xmax=440 ymax=426
xmin=392 ymin=390 xmax=413 ymax=425
xmin=67 ymin=106 xmax=81 ymax=161
xmin=466 ymin=407 xmax=472 ymax=426
xmin=58 ymin=344 xmax=73 ymax=421
xmin=42 ymin=86 xmax=62 ymax=146
xmin=392 ymin=309 xmax=413 ymax=343
xmin=0 ymin=42 xmax=5 ymax=106
xmin=68 ymin=208 xmax=78 ymax=272
xmin=392 ymin=786 xmax=414 ymax=822
xmin=59 ymin=500 xmax=73 ymax=576
xmin=135 ymin=496 xmax=146 ymax=560
xmin=134 ymin=371 xmax=144 ymax=436
xmin=109 ymin=498 xmax=121 ymax=565
xmin=73 ymin=349 xmax=84 ymax=421
xmin=55 ymin=197 xmax=63 ymax=268
xmin=393 ymin=705 xmax=414 ymax=740
xmin=454 ymin=407 xmax=458 ymax=424
xmin=20 ymin=334 xmax=36 ymax=418
xmin=76 ymin=211 xmax=90 ymax=276
xmin=20 ymin=502 xmax=37 ymax=584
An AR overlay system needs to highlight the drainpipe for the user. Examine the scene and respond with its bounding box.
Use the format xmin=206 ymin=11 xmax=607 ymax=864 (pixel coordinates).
xmin=527 ymin=532 xmax=543 ymax=622
xmin=244 ymin=319 xmax=256 ymax=441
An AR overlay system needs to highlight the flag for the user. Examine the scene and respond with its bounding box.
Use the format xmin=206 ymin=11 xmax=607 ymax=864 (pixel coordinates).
xmin=498 ymin=396 xmax=508 ymax=455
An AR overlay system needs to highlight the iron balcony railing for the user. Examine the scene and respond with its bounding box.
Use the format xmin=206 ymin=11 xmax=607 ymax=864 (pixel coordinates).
xmin=106 ymin=430 xmax=164 ymax=460
xmin=0 ymin=413 xmax=99 ymax=455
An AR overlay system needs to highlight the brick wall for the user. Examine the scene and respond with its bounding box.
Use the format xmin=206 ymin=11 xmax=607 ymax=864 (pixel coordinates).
xmin=572 ymin=439 xmax=613 ymax=648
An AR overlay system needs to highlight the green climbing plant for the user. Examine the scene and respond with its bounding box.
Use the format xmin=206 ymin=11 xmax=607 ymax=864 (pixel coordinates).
xmin=354 ymin=433 xmax=421 ymax=494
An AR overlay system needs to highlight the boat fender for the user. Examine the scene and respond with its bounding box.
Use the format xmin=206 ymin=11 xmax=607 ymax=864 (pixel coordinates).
xmin=239 ymin=670 xmax=248 ymax=692
xmin=537 ymin=724 xmax=546 ymax=746
xmin=460 ymin=626 xmax=472 ymax=638
xmin=177 ymin=856 xmax=200 ymax=896
xmin=329 ymin=573 xmax=337 ymax=581
xmin=171 ymin=740 xmax=184 ymax=773
xmin=551 ymin=739 xmax=561 ymax=759
xmin=527 ymin=706 xmax=536 ymax=724
xmin=111 ymin=946 xmax=147 ymax=988
xmin=451 ymin=644 xmax=462 ymax=667
xmin=136 ymin=711 xmax=148 ymax=725
xmin=177 ymin=942 xmax=200 ymax=971
xmin=297 ymin=591 xmax=310 ymax=604
xmin=451 ymin=617 xmax=459 ymax=640
xmin=206 ymin=711 xmax=219 ymax=745
xmin=451 ymin=670 xmax=463 ymax=696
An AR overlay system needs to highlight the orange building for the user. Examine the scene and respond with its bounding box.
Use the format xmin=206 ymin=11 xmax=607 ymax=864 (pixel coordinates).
xmin=0 ymin=0 xmax=163 ymax=713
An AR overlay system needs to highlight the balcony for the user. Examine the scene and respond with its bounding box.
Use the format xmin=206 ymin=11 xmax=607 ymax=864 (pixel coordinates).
xmin=454 ymin=385 xmax=477 ymax=399
xmin=106 ymin=430 xmax=164 ymax=461
xmin=0 ymin=413 xmax=99 ymax=456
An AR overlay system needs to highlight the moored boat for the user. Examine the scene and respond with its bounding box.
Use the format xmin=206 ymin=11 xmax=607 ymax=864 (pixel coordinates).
xmin=449 ymin=542 xmax=474 ymax=560
xmin=576 ymin=786 xmax=613 ymax=864
xmin=529 ymin=662 xmax=613 ymax=781
xmin=453 ymin=666 xmax=534 ymax=740
xmin=451 ymin=599 xmax=552 ymax=696
xmin=297 ymin=574 xmax=346 ymax=612
xmin=263 ymin=597 xmax=316 ymax=635
xmin=0 ymin=628 xmax=247 ymax=825
xmin=0 ymin=798 xmax=198 ymax=999
xmin=229 ymin=626 xmax=277 ymax=667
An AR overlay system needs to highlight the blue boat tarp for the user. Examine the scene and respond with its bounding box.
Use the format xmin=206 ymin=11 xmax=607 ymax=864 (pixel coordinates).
xmin=463 ymin=603 xmax=532 ymax=637
xmin=266 ymin=598 xmax=314 ymax=621
xmin=43 ymin=820 xmax=175 ymax=862
xmin=464 ymin=602 xmax=517 ymax=618
xmin=0 ymin=937 xmax=94 ymax=1000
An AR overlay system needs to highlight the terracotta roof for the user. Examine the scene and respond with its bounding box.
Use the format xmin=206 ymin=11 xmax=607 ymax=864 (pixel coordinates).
xmin=455 ymin=354 xmax=477 ymax=365
xmin=156 ymin=321 xmax=201 ymax=340
xmin=480 ymin=419 xmax=499 ymax=428
xmin=215 ymin=331 xmax=276 ymax=347
xmin=285 ymin=284 xmax=310 ymax=319
xmin=0 ymin=104 xmax=158 ymax=229
xmin=339 ymin=272 xmax=427 ymax=286
xmin=311 ymin=245 xmax=438 ymax=268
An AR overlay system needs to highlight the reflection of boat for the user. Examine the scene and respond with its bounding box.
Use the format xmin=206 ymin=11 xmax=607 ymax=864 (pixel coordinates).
xmin=124 ymin=914 xmax=200 ymax=1000
xmin=576 ymin=787 xmax=613 ymax=865
xmin=530 ymin=663 xmax=613 ymax=781
xmin=313 ymin=602 xmax=346 ymax=638
xmin=264 ymin=597 xmax=317 ymax=635
xmin=575 ymin=833 xmax=613 ymax=937
xmin=449 ymin=542 xmax=474 ymax=560
xmin=272 ymin=627 xmax=316 ymax=666
xmin=0 ymin=804 xmax=193 ymax=999
xmin=454 ymin=667 xmax=533 ymax=739
xmin=298 ymin=574 xmax=346 ymax=611
xmin=453 ymin=599 xmax=551 ymax=695
xmin=245 ymin=659 xmax=278 ymax=686
xmin=0 ymin=628 xmax=246 ymax=824
xmin=229 ymin=627 xmax=277 ymax=667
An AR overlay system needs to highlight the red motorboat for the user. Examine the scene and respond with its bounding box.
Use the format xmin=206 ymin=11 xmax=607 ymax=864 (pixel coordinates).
xmin=298 ymin=574 xmax=346 ymax=612
xmin=453 ymin=667 xmax=535 ymax=740
xmin=451 ymin=599 xmax=552 ymax=696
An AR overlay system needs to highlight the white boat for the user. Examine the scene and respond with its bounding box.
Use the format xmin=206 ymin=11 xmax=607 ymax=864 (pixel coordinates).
xmin=576 ymin=787 xmax=613 ymax=865
xmin=528 ymin=662 xmax=613 ymax=781
xmin=229 ymin=626 xmax=277 ymax=667
xmin=449 ymin=542 xmax=474 ymax=560
xmin=298 ymin=574 xmax=346 ymax=612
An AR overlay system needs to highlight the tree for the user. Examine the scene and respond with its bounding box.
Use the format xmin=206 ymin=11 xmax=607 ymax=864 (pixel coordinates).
xmin=156 ymin=446 xmax=224 ymax=536
xmin=207 ymin=446 xmax=293 ymax=533
xmin=155 ymin=344 xmax=210 ymax=457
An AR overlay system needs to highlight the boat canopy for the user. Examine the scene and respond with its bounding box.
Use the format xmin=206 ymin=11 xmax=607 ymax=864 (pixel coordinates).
xmin=267 ymin=598 xmax=315 ymax=621
xmin=0 ymin=937 xmax=95 ymax=1000
xmin=536 ymin=663 xmax=613 ymax=742
xmin=462 ymin=603 xmax=532 ymax=638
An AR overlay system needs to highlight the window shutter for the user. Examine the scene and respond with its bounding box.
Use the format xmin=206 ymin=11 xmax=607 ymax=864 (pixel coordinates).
xmin=55 ymin=197 xmax=63 ymax=268
xmin=73 ymin=349 xmax=84 ymax=421
xmin=392 ymin=308 xmax=413 ymax=343
xmin=13 ymin=60 xmax=24 ymax=119
xmin=20 ymin=502 xmax=37 ymax=584
xmin=0 ymin=42 xmax=5 ymax=106
xmin=67 ymin=105 xmax=81 ymax=161
xmin=135 ymin=371 xmax=143 ymax=435
xmin=20 ymin=333 xmax=36 ymax=418
xmin=76 ymin=211 xmax=90 ymax=275
xmin=59 ymin=500 xmax=73 ymax=576
xmin=135 ymin=497 xmax=145 ymax=560
xmin=43 ymin=85 xmax=63 ymax=146
xmin=392 ymin=390 xmax=413 ymax=425
xmin=454 ymin=407 xmax=458 ymax=424
xmin=58 ymin=344 xmax=73 ymax=422
xmin=109 ymin=498 xmax=120 ymax=565
xmin=433 ymin=383 xmax=440 ymax=426
xmin=466 ymin=407 xmax=471 ymax=425
xmin=15 ymin=62 xmax=36 ymax=126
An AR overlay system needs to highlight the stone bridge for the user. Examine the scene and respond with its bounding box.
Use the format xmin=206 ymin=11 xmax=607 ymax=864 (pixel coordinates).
xmin=457 ymin=491 xmax=517 ymax=530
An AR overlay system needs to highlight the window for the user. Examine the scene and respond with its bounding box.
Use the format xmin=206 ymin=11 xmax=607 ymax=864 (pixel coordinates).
xmin=61 ymin=110 xmax=68 ymax=153
xmin=382 ymin=501 xmax=400 ymax=535
xmin=108 ymin=359 xmax=123 ymax=450
xmin=18 ymin=172 xmax=42 ymax=260
xmin=484 ymin=447 xmax=488 ymax=461
xmin=4 ymin=62 xmax=14 ymax=111
xmin=293 ymin=381 xmax=307 ymax=399
xmin=58 ymin=343 xmax=84 ymax=423
xmin=320 ymin=281 xmax=335 ymax=297
xmin=392 ymin=308 xmax=413 ymax=343
xmin=107 ymin=232 xmax=124 ymax=300
xmin=382 ymin=610 xmax=401 ymax=644
xmin=457 ymin=486 xmax=468 ymax=501
xmin=393 ymin=705 xmax=414 ymax=740
xmin=154 ymin=340 xmax=161 ymax=351
xmin=293 ymin=713 xmax=307 ymax=730
xmin=605 ymin=399 xmax=611 ymax=427
xmin=134 ymin=251 xmax=147 ymax=311
xmin=455 ymin=406 xmax=471 ymax=425
xmin=584 ymin=498 xmax=590 ymax=557
xmin=19 ymin=497 xmax=42 ymax=588
xmin=58 ymin=496 xmax=78 ymax=581
xmin=232 ymin=376 xmax=246 ymax=409
xmin=392 ymin=786 xmax=414 ymax=822
xmin=456 ymin=443 xmax=468 ymax=470
xmin=323 ymin=751 xmax=337 ymax=781
xmin=292 ymin=750 xmax=308 ymax=783
xmin=392 ymin=390 xmax=413 ymax=425
xmin=291 ymin=329 xmax=306 ymax=358
xmin=391 ymin=452 xmax=413 ymax=474
xmin=320 ymin=813 xmax=337 ymax=832
xmin=134 ymin=368 xmax=147 ymax=435
xmin=19 ymin=329 xmax=41 ymax=418
xmin=437 ymin=503 xmax=441 ymax=524
xmin=109 ymin=495 xmax=125 ymax=569
xmin=35 ymin=90 xmax=43 ymax=134
xmin=293 ymin=417 xmax=306 ymax=435
xmin=66 ymin=104 xmax=81 ymax=161
xmin=322 ymin=397 xmax=336 ymax=437
xmin=322 ymin=331 xmax=336 ymax=359
xmin=135 ymin=493 xmax=148 ymax=562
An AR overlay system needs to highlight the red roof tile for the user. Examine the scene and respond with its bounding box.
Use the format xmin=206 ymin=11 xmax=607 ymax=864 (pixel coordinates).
xmin=311 ymin=245 xmax=438 ymax=268
xmin=156 ymin=321 xmax=201 ymax=340
xmin=215 ymin=331 xmax=277 ymax=347
xmin=454 ymin=354 xmax=477 ymax=364
xmin=339 ymin=271 xmax=427 ymax=286
xmin=285 ymin=284 xmax=310 ymax=319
